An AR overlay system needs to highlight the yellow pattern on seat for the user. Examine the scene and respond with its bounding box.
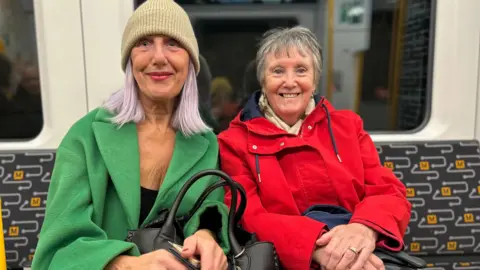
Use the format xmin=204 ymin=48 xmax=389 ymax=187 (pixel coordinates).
xmin=0 ymin=199 xmax=7 ymax=270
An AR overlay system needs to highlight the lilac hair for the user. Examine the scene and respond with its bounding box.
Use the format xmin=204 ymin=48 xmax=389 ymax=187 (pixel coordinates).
xmin=103 ymin=60 xmax=211 ymax=137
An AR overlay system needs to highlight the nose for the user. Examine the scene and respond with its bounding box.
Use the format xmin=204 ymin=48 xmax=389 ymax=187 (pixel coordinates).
xmin=152 ymin=40 xmax=167 ymax=65
xmin=283 ymin=70 xmax=297 ymax=89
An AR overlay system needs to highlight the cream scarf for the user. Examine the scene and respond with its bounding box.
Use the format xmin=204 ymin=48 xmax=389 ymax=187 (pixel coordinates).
xmin=258 ymin=92 xmax=316 ymax=135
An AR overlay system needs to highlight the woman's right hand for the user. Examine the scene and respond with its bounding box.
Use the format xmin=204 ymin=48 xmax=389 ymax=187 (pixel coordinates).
xmin=106 ymin=250 xmax=188 ymax=270
xmin=312 ymin=247 xmax=385 ymax=270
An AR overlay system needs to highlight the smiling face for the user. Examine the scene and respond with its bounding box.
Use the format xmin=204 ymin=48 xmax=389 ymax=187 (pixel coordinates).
xmin=262 ymin=47 xmax=316 ymax=125
xmin=130 ymin=35 xmax=190 ymax=104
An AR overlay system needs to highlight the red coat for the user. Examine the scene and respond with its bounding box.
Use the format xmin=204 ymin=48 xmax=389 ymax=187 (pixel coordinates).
xmin=218 ymin=92 xmax=411 ymax=270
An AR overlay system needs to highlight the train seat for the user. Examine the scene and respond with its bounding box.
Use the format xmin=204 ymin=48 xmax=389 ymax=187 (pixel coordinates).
xmin=2 ymin=141 xmax=480 ymax=269
xmin=377 ymin=141 xmax=480 ymax=268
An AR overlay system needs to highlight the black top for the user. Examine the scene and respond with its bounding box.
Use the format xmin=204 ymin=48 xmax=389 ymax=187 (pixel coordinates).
xmin=139 ymin=187 xmax=158 ymax=225
xmin=139 ymin=186 xmax=222 ymax=237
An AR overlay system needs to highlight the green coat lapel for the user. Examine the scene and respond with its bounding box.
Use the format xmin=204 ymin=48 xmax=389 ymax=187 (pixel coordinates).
xmin=146 ymin=132 xmax=209 ymax=223
xmin=92 ymin=109 xmax=141 ymax=228
xmin=91 ymin=109 xmax=210 ymax=228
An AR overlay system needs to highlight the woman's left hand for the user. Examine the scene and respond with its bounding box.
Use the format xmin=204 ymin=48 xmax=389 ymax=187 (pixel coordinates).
xmin=181 ymin=229 xmax=228 ymax=270
xmin=315 ymin=223 xmax=378 ymax=270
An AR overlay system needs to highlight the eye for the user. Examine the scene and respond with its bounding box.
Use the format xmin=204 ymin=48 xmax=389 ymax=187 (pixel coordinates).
xmin=272 ymin=68 xmax=284 ymax=75
xmin=135 ymin=38 xmax=151 ymax=47
xmin=297 ymin=67 xmax=307 ymax=74
xmin=166 ymin=39 xmax=180 ymax=47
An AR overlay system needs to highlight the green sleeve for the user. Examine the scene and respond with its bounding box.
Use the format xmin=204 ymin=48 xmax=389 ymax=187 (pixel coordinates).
xmin=31 ymin=146 xmax=140 ymax=270
xmin=182 ymin=176 xmax=231 ymax=254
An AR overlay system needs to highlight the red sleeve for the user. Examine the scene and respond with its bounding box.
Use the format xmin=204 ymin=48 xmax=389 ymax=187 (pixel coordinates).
xmin=349 ymin=115 xmax=412 ymax=251
xmin=218 ymin=132 xmax=327 ymax=270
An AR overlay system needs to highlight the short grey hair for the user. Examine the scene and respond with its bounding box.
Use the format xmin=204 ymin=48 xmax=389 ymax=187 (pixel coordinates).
xmin=256 ymin=26 xmax=323 ymax=85
xmin=102 ymin=60 xmax=211 ymax=137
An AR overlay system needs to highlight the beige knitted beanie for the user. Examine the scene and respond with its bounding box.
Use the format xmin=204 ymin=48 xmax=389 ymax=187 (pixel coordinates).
xmin=120 ymin=0 xmax=200 ymax=74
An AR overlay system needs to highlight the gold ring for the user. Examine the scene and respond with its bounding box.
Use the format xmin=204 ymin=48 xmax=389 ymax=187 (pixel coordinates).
xmin=348 ymin=247 xmax=358 ymax=254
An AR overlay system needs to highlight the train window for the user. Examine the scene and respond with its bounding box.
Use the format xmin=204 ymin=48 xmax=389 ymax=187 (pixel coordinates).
xmin=0 ymin=0 xmax=43 ymax=140
xmin=132 ymin=0 xmax=432 ymax=133
xmin=332 ymin=0 xmax=433 ymax=132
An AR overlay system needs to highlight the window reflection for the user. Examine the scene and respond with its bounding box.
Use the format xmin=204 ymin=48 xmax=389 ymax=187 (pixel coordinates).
xmin=194 ymin=19 xmax=299 ymax=131
xmin=334 ymin=0 xmax=432 ymax=131
xmin=0 ymin=0 xmax=43 ymax=140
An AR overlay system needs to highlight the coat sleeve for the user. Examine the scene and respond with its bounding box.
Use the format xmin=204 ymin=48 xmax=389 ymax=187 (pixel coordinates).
xmin=349 ymin=115 xmax=412 ymax=251
xmin=219 ymin=134 xmax=327 ymax=270
xmin=31 ymin=146 xmax=140 ymax=270
xmin=183 ymin=173 xmax=231 ymax=254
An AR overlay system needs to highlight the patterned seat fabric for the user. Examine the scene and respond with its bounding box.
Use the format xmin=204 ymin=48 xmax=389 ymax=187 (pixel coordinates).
xmin=2 ymin=141 xmax=480 ymax=268
xmin=423 ymin=258 xmax=480 ymax=270
xmin=1 ymin=151 xmax=53 ymax=269
xmin=377 ymin=141 xmax=480 ymax=267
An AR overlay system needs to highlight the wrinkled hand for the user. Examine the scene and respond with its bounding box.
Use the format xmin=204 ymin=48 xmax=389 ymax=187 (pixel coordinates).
xmin=314 ymin=223 xmax=378 ymax=270
xmin=362 ymin=253 xmax=385 ymax=270
xmin=181 ymin=229 xmax=228 ymax=270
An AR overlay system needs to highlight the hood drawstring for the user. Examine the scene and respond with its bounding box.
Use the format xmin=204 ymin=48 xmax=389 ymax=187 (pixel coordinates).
xmin=253 ymin=102 xmax=342 ymax=184
xmin=255 ymin=154 xmax=262 ymax=183
xmin=322 ymin=103 xmax=342 ymax=163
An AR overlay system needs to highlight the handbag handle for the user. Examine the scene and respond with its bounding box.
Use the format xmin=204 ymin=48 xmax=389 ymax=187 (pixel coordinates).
xmin=185 ymin=180 xmax=246 ymax=225
xmin=155 ymin=169 xmax=244 ymax=256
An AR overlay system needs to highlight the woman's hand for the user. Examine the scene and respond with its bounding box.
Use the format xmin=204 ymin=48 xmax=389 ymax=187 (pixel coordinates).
xmin=181 ymin=229 xmax=228 ymax=270
xmin=314 ymin=223 xmax=378 ymax=270
xmin=312 ymin=247 xmax=385 ymax=270
xmin=106 ymin=229 xmax=226 ymax=270
xmin=363 ymin=254 xmax=385 ymax=270
xmin=106 ymin=250 xmax=189 ymax=270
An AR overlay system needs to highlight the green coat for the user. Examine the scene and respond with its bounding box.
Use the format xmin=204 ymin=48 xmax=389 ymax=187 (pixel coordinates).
xmin=31 ymin=108 xmax=230 ymax=270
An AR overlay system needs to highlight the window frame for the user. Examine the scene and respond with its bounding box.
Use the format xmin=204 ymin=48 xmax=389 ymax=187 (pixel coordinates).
xmin=362 ymin=0 xmax=435 ymax=136
xmin=80 ymin=0 xmax=134 ymax=114
xmin=373 ymin=0 xmax=478 ymax=142
xmin=0 ymin=0 xmax=88 ymax=150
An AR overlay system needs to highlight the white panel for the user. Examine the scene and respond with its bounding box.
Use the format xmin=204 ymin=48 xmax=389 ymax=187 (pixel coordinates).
xmin=330 ymin=0 xmax=371 ymax=112
xmin=0 ymin=0 xmax=88 ymax=150
xmin=467 ymin=0 xmax=480 ymax=141
xmin=81 ymin=0 xmax=134 ymax=111
xmin=477 ymin=38 xmax=480 ymax=140
xmin=331 ymin=32 xmax=369 ymax=111
xmin=372 ymin=0 xmax=478 ymax=142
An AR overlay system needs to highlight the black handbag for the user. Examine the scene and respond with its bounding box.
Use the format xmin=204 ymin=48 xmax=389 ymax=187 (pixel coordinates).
xmin=374 ymin=249 xmax=426 ymax=270
xmin=125 ymin=169 xmax=281 ymax=270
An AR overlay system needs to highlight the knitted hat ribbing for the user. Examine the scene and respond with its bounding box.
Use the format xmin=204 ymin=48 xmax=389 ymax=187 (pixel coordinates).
xmin=120 ymin=0 xmax=200 ymax=74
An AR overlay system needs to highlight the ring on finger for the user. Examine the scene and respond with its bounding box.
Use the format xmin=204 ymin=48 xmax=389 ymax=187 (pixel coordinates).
xmin=347 ymin=246 xmax=358 ymax=255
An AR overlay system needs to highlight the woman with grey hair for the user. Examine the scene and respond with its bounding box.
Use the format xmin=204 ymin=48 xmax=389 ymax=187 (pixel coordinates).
xmin=32 ymin=0 xmax=229 ymax=269
xmin=218 ymin=26 xmax=410 ymax=270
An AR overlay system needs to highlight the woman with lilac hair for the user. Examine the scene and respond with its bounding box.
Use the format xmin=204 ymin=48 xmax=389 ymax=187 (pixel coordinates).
xmin=32 ymin=0 xmax=229 ymax=269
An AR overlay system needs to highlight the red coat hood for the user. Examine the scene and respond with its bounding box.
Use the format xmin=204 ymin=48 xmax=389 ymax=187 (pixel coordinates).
xmin=229 ymin=90 xmax=342 ymax=162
